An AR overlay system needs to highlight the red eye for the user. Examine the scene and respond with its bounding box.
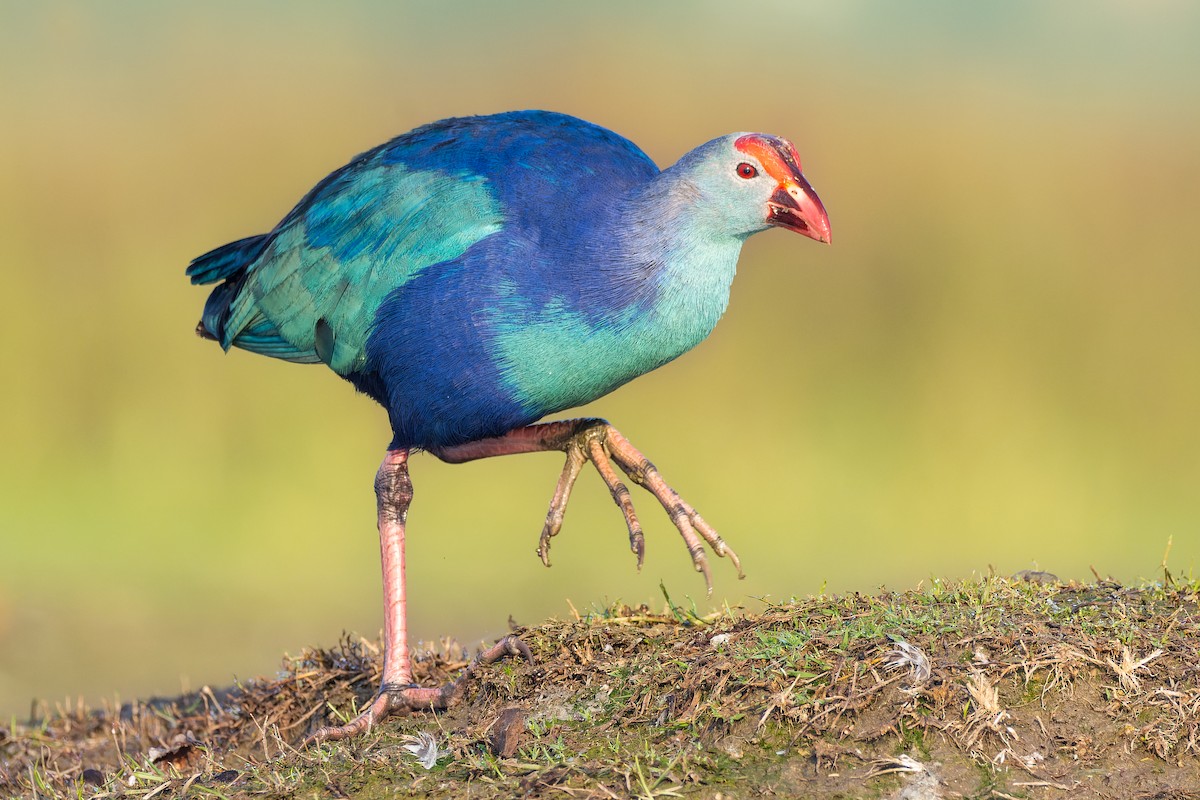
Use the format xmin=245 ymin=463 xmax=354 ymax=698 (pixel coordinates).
xmin=737 ymin=162 xmax=758 ymax=179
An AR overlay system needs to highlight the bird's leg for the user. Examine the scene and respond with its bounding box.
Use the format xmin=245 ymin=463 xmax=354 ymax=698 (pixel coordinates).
xmin=305 ymin=449 xmax=531 ymax=745
xmin=433 ymin=418 xmax=744 ymax=595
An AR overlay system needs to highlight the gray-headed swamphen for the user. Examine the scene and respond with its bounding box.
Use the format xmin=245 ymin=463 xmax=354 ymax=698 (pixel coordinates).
xmin=188 ymin=110 xmax=830 ymax=740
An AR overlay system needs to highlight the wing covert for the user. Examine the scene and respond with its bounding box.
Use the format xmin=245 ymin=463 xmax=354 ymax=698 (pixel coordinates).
xmin=220 ymin=160 xmax=504 ymax=374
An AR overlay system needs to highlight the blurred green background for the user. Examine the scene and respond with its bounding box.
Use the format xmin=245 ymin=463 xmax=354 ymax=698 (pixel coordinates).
xmin=2 ymin=1 xmax=1198 ymax=716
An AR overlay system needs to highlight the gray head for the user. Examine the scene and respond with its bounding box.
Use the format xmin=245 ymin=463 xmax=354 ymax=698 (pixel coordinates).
xmin=664 ymin=132 xmax=831 ymax=243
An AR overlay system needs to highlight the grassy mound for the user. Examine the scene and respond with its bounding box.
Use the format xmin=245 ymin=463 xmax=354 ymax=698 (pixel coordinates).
xmin=4 ymin=576 xmax=1200 ymax=799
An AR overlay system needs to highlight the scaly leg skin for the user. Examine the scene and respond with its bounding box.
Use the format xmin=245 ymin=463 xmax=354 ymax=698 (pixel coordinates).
xmin=305 ymin=449 xmax=532 ymax=745
xmin=433 ymin=418 xmax=745 ymax=595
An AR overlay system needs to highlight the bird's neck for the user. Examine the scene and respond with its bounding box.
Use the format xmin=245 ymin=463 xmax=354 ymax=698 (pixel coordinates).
xmin=591 ymin=172 xmax=745 ymax=353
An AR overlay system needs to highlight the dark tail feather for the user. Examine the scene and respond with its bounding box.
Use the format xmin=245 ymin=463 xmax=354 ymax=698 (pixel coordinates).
xmin=189 ymin=232 xmax=318 ymax=363
xmin=189 ymin=233 xmax=270 ymax=343
xmin=187 ymin=234 xmax=270 ymax=285
xmin=196 ymin=279 xmax=241 ymax=343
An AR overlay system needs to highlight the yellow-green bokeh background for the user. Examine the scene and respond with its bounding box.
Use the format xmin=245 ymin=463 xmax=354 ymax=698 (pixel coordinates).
xmin=2 ymin=2 xmax=1199 ymax=716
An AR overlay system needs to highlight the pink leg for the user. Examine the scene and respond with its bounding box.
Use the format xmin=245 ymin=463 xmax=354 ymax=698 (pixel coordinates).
xmin=433 ymin=418 xmax=744 ymax=594
xmin=305 ymin=449 xmax=530 ymax=744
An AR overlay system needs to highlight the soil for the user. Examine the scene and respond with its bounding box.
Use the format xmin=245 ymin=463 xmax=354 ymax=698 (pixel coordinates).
xmin=3 ymin=576 xmax=1200 ymax=799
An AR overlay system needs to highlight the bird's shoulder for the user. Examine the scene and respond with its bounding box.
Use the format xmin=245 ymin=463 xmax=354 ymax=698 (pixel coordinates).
xmin=382 ymin=110 xmax=657 ymax=180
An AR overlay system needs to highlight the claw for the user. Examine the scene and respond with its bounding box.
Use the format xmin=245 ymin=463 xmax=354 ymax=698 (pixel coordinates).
xmin=681 ymin=502 xmax=744 ymax=579
xmin=695 ymin=550 xmax=714 ymax=596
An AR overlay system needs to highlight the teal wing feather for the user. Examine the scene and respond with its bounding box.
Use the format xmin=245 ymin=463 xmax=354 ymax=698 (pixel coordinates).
xmin=218 ymin=156 xmax=504 ymax=375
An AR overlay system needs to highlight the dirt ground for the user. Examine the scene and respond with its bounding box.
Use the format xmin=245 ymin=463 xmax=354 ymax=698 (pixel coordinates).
xmin=3 ymin=576 xmax=1200 ymax=799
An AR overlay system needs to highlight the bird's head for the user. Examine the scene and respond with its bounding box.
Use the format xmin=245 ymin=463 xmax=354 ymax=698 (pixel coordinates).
xmin=668 ymin=132 xmax=831 ymax=244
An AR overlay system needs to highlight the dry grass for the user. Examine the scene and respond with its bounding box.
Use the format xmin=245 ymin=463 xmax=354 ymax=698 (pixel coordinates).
xmin=4 ymin=575 xmax=1200 ymax=799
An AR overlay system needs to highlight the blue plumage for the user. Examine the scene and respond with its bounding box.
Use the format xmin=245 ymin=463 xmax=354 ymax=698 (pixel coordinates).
xmin=190 ymin=110 xmax=831 ymax=742
xmin=188 ymin=112 xmax=724 ymax=448
xmin=190 ymin=111 xmax=830 ymax=449
xmin=191 ymin=112 xmax=658 ymax=444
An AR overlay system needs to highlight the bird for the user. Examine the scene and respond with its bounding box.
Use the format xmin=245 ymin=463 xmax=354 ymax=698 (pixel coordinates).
xmin=188 ymin=110 xmax=830 ymax=741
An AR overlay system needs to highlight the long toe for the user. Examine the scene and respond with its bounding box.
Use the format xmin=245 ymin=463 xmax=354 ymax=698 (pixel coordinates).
xmin=303 ymin=634 xmax=533 ymax=745
xmin=599 ymin=423 xmax=743 ymax=586
xmin=305 ymin=692 xmax=400 ymax=744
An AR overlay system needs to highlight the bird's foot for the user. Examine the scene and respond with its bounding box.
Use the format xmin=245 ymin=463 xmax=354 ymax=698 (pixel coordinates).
xmin=303 ymin=634 xmax=532 ymax=745
xmin=432 ymin=418 xmax=744 ymax=593
xmin=541 ymin=419 xmax=744 ymax=594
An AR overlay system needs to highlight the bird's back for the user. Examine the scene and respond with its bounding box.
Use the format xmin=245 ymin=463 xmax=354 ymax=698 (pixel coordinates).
xmin=381 ymin=111 xmax=659 ymax=242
